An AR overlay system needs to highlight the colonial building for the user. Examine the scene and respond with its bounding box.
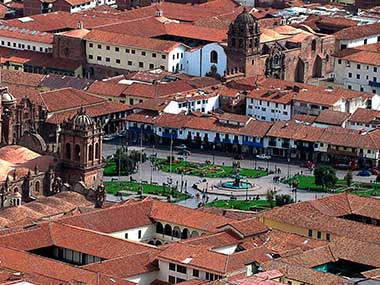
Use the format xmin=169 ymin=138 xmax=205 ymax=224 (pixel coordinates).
xmin=224 ymin=9 xmax=335 ymax=83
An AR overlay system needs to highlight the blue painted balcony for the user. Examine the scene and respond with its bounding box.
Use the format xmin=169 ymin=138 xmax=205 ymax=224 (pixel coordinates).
xmin=369 ymin=81 xmax=380 ymax=88
xmin=162 ymin=132 xmax=177 ymax=139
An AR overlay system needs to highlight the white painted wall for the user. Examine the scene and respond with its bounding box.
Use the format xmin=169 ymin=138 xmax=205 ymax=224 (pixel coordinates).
xmin=246 ymin=98 xmax=291 ymax=122
xmin=212 ymin=244 xmax=237 ymax=255
xmin=168 ymin=46 xmax=187 ymax=73
xmin=184 ymin=43 xmax=227 ymax=77
xmin=164 ymin=95 xmax=220 ymax=114
xmin=110 ymin=225 xmax=156 ymax=241
xmin=338 ymin=35 xmax=380 ymax=50
xmin=126 ymin=271 xmax=159 ymax=285
xmin=334 ymin=57 xmax=380 ymax=96
xmin=0 ymin=36 xmax=52 ymax=53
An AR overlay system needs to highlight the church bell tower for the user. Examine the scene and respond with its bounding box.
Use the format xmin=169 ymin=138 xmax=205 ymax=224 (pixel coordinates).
xmin=59 ymin=108 xmax=103 ymax=190
xmin=225 ymin=8 xmax=261 ymax=80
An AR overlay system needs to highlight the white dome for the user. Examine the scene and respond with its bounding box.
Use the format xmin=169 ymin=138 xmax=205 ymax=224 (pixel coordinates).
xmin=72 ymin=108 xmax=95 ymax=128
xmin=1 ymin=89 xmax=15 ymax=105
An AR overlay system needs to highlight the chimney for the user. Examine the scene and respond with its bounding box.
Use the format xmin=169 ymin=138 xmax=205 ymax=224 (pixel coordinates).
xmin=77 ymin=21 xmax=84 ymax=29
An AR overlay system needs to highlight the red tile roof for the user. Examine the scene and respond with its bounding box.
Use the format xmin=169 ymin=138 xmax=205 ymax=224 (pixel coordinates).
xmin=0 ymin=25 xmax=53 ymax=44
xmin=348 ymin=108 xmax=380 ymax=124
xmin=314 ymin=109 xmax=350 ymax=126
xmin=335 ymin=23 xmax=380 ymax=41
xmin=85 ymin=29 xmax=182 ymax=53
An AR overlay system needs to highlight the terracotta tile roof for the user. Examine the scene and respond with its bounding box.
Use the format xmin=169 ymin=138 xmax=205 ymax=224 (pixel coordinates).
xmin=163 ymin=23 xmax=227 ymax=43
xmin=123 ymin=81 xmax=195 ymax=99
xmin=348 ymin=108 xmax=380 ymax=124
xmin=45 ymin=101 xmax=131 ymax=125
xmin=335 ymin=23 xmax=380 ymax=41
xmin=292 ymin=114 xmax=316 ymax=124
xmin=85 ymin=29 xmax=182 ymax=53
xmin=197 ymin=207 xmax=257 ymax=220
xmin=0 ymin=25 xmax=53 ymax=44
xmin=150 ymin=199 xmax=234 ymax=232
xmin=40 ymin=73 xmax=94 ymax=90
xmin=49 ymin=222 xmax=153 ymax=259
xmin=314 ymin=109 xmax=350 ymax=126
xmin=218 ymin=218 xmax=268 ymax=238
xmin=58 ymin=199 xmax=154 ymax=233
xmin=87 ymin=80 xmax=129 ymax=97
xmin=185 ymin=231 xmax=241 ymax=249
xmin=0 ymin=69 xmax=44 ymax=87
xmin=334 ymin=43 xmax=380 ymax=66
xmin=132 ymin=98 xmax=170 ymax=112
xmin=215 ymin=112 xmax=252 ymax=124
xmin=266 ymin=121 xmax=324 ymax=142
xmin=30 ymin=87 xmax=105 ymax=112
xmin=82 ymin=250 xmax=160 ymax=278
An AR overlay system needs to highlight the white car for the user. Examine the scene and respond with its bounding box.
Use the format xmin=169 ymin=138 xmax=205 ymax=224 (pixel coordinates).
xmin=256 ymin=154 xmax=271 ymax=160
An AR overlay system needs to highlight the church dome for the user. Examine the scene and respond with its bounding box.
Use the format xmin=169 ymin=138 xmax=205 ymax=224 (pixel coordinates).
xmin=72 ymin=108 xmax=95 ymax=128
xmin=234 ymin=8 xmax=257 ymax=26
xmin=1 ymin=87 xmax=16 ymax=105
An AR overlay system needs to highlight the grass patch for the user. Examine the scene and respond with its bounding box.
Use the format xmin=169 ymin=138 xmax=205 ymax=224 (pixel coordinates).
xmin=157 ymin=159 xmax=267 ymax=178
xmin=104 ymin=181 xmax=189 ymax=201
xmin=285 ymin=175 xmax=380 ymax=197
xmin=104 ymin=161 xmax=131 ymax=176
xmin=206 ymin=199 xmax=270 ymax=211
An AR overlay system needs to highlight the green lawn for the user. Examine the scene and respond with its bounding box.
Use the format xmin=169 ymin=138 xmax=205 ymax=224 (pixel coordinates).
xmin=206 ymin=199 xmax=270 ymax=211
xmin=285 ymin=175 xmax=380 ymax=197
xmin=104 ymin=181 xmax=189 ymax=201
xmin=104 ymin=161 xmax=131 ymax=176
xmin=157 ymin=159 xmax=267 ymax=178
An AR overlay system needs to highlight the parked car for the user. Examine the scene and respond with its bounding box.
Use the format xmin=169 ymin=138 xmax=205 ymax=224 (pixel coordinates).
xmin=177 ymin=155 xmax=185 ymax=161
xmin=256 ymin=154 xmax=271 ymax=160
xmin=178 ymin=149 xmax=191 ymax=156
xmin=358 ymin=169 xmax=372 ymax=176
xmin=103 ymin=134 xmax=116 ymax=141
xmin=174 ymin=144 xmax=187 ymax=151
xmin=372 ymin=169 xmax=380 ymax=176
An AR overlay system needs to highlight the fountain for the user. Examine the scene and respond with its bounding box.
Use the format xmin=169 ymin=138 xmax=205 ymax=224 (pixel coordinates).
xmin=221 ymin=161 xmax=253 ymax=190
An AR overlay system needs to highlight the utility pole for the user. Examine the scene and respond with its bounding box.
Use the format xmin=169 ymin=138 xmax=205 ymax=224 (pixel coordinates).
xmin=169 ymin=137 xmax=173 ymax=176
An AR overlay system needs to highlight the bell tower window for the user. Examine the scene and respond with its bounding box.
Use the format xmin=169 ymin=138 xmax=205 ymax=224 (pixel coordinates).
xmin=210 ymin=51 xmax=218 ymax=64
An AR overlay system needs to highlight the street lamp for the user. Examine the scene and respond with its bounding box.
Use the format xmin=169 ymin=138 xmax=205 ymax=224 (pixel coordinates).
xmin=212 ymin=144 xmax=216 ymax=165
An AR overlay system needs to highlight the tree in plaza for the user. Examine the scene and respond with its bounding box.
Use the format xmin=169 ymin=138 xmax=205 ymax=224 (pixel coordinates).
xmin=344 ymin=169 xmax=353 ymax=187
xmin=114 ymin=148 xmax=146 ymax=175
xmin=266 ymin=188 xmax=277 ymax=208
xmin=314 ymin=165 xmax=338 ymax=190
xmin=275 ymin=194 xmax=294 ymax=207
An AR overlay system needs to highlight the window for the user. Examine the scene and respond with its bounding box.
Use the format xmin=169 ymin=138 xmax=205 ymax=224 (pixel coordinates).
xmin=169 ymin=263 xmax=176 ymax=271
xmin=172 ymin=54 xmax=175 ymax=60
xmin=348 ymin=85 xmax=352 ymax=90
xmin=177 ymin=53 xmax=179 ymax=59
xmin=116 ymin=59 xmax=121 ymax=64
xmin=308 ymin=229 xmax=313 ymax=238
xmin=97 ymin=44 xmax=102 ymax=49
xmin=89 ymin=54 xmax=93 ymax=59
xmin=338 ymin=59 xmax=342 ymax=64
xmin=176 ymin=278 xmax=185 ymax=283
xmin=364 ymin=39 xmax=368 ymax=45
xmin=131 ymin=49 xmax=135 ymax=54
xmin=326 ymin=233 xmax=330 ymax=241
xmin=311 ymin=39 xmax=316 ymax=51
xmin=106 ymin=45 xmax=110 ymax=50
xmin=128 ymin=61 xmax=132 ymax=66
xmin=138 ymin=230 xmax=142 ymax=239
xmin=139 ymin=62 xmax=144 ymax=68
xmin=89 ymin=43 xmax=93 ymax=48
xmin=210 ymin=50 xmax=218 ymax=63
xmin=124 ymin=233 xmax=128 ymax=239
xmin=142 ymin=51 xmax=146 ymax=56
xmin=149 ymin=63 xmax=154 ymax=69
xmin=374 ymin=77 xmax=378 ymax=82
xmin=97 ymin=56 xmax=102 ymax=61
xmin=357 ymin=64 xmax=361 ymax=70
xmin=162 ymin=54 xmax=166 ymax=59
xmin=375 ymin=67 xmax=378 ymax=72
xmin=177 ymin=265 xmax=186 ymax=274
xmin=152 ymin=53 xmax=156 ymax=58
xmin=168 ymin=276 xmax=176 ymax=283
xmin=106 ymin=57 xmax=110 ymax=62
xmin=360 ymin=87 xmax=364 ymax=92
xmin=126 ymin=48 xmax=130 ymax=53
xmin=356 ymin=74 xmax=360 ymax=79
xmin=129 ymin=99 xmax=134 ymax=105
xmin=348 ymin=72 xmax=352 ymax=78
xmin=193 ymin=269 xmax=199 ymax=277
xmin=317 ymin=231 xmax=322 ymax=240
xmin=341 ymin=44 xmax=347 ymax=50
xmin=115 ymin=47 xmax=119 ymax=52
